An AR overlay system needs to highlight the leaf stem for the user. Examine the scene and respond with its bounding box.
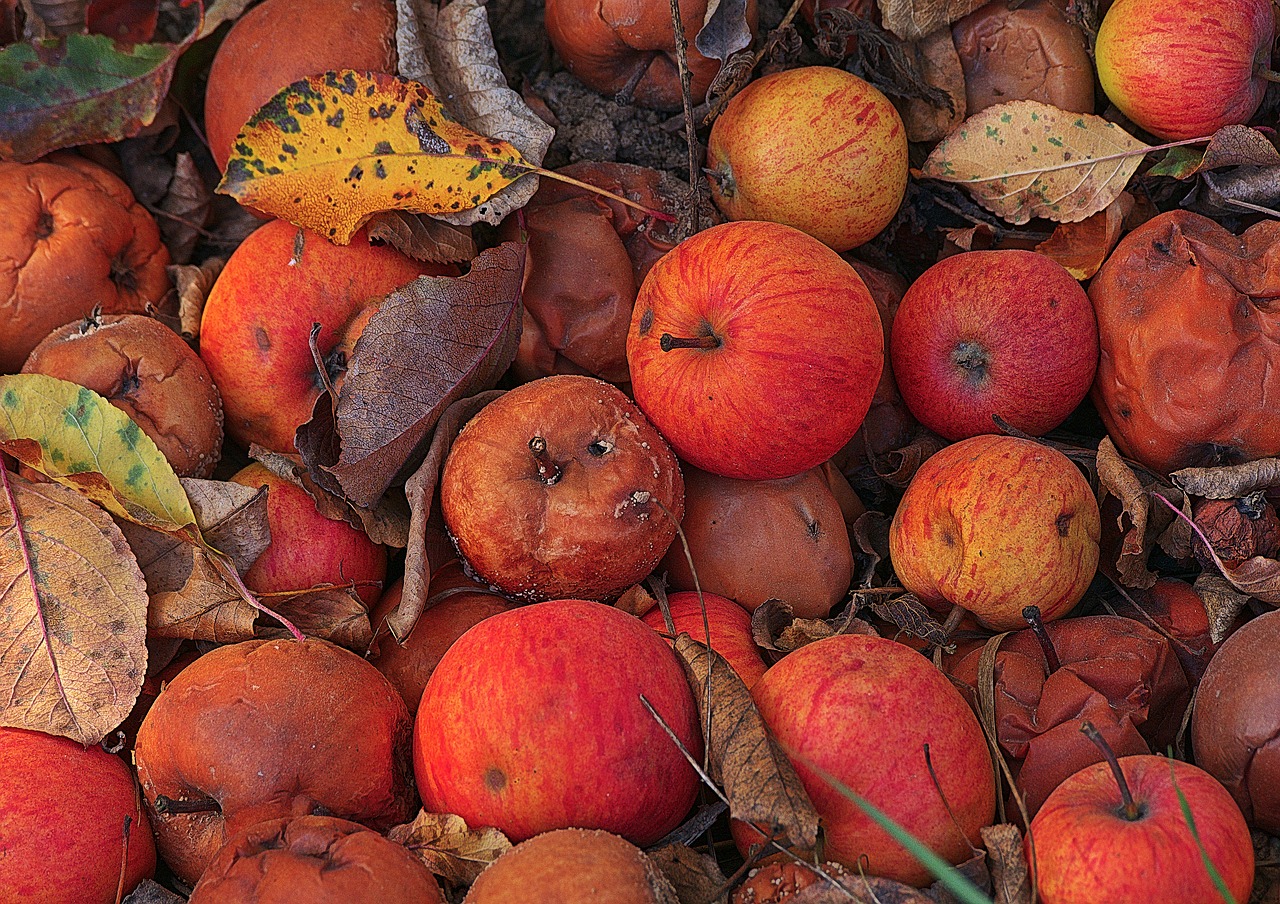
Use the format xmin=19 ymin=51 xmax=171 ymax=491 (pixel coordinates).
xmin=207 ymin=544 xmax=305 ymax=642
xmin=935 ymin=135 xmax=1211 ymax=184
xmin=523 ymin=166 xmax=677 ymax=223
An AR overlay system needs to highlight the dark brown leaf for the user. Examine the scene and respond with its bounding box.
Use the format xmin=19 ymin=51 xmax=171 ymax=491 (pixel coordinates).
xmin=874 ymin=428 xmax=948 ymax=488
xmin=1095 ymin=436 xmax=1192 ymax=588
xmin=927 ymin=848 xmax=990 ymax=903
xmin=157 ymin=151 xmax=212 ymax=264
xmin=1151 ymin=125 xmax=1280 ymax=179
xmin=900 ymin=28 xmax=966 ymax=143
xmin=167 ymin=258 xmax=224 ymax=341
xmin=298 ymin=242 xmax=523 ymax=509
xmin=256 ymin=586 xmax=373 ymax=651
xmin=791 ymin=874 xmax=935 ymax=903
xmin=981 ymin=824 xmax=1032 ymax=904
xmin=673 ymin=634 xmax=819 ymax=851
xmin=367 ymin=211 xmax=477 ymax=264
xmin=1171 ymin=458 xmax=1280 ymax=500
xmin=647 ymin=843 xmax=728 ymax=904
xmin=1189 ymin=166 xmax=1280 ymax=218
xmin=851 ymin=510 xmax=891 ymax=587
xmin=870 ymin=593 xmax=951 ymax=647
xmin=387 ymin=810 xmax=512 ymax=887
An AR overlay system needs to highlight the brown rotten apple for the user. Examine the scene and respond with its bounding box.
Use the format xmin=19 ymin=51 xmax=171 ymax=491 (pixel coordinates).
xmin=440 ymin=375 xmax=683 ymax=602
xmin=627 ymin=220 xmax=883 ymax=480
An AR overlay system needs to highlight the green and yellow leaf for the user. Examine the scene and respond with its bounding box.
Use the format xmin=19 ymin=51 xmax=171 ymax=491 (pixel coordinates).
xmin=218 ymin=69 xmax=531 ymax=244
xmin=920 ymin=100 xmax=1148 ymax=225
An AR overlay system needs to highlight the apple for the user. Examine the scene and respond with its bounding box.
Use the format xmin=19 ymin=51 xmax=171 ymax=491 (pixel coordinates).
xmin=749 ymin=633 xmax=995 ymax=886
xmin=640 ymin=589 xmax=768 ymax=690
xmin=658 ymin=463 xmax=854 ymax=619
xmin=134 ymin=638 xmax=416 ymax=885
xmin=1108 ymin=577 xmax=1221 ymax=682
xmin=706 ymin=67 xmax=907 ymax=252
xmin=889 ymin=434 xmax=1100 ymax=631
xmin=229 ymin=461 xmax=387 ymax=606
xmin=627 ymin=220 xmax=884 ymax=481
xmin=0 ymin=728 xmax=157 ymax=902
xmin=1095 ymin=0 xmax=1274 ymax=140
xmin=1029 ymin=741 xmax=1254 ymax=903
xmin=889 ymin=250 xmax=1098 ymax=441
xmin=199 ymin=218 xmax=447 ymax=453
xmin=440 ymin=375 xmax=684 ymax=603
xmin=413 ymin=599 xmax=702 ymax=845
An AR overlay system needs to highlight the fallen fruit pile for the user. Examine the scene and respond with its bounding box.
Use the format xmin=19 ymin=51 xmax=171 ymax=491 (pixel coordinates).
xmin=4 ymin=0 xmax=1280 ymax=902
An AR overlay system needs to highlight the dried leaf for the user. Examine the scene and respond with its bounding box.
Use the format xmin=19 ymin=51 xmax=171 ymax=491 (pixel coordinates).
xmin=870 ymin=593 xmax=951 ymax=647
xmin=0 ymin=471 xmax=147 ymax=746
xmin=197 ymin=0 xmax=254 ymax=39
xmin=1216 ymin=557 xmax=1280 ymax=606
xmin=1171 ymin=458 xmax=1280 ymax=500
xmin=366 ymin=211 xmax=477 ymax=264
xmin=157 ymin=151 xmax=211 ymax=264
xmin=674 ymin=634 xmax=820 ymax=850
xmin=387 ymin=810 xmax=512 ymax=887
xmin=615 ymin=583 xmax=657 ymax=618
xmin=0 ymin=2 xmax=200 ymax=162
xmin=257 ymin=586 xmax=372 ymax=651
xmin=901 ymin=28 xmax=966 ymax=143
xmin=86 ymin=0 xmax=157 ymax=42
xmin=1034 ymin=192 xmax=1132 ymax=280
xmin=298 ymin=242 xmax=523 ymax=509
xmin=647 ymin=843 xmax=728 ymax=904
xmin=1190 ymin=166 xmax=1280 ymax=218
xmin=122 ymin=879 xmax=186 ymax=904
xmin=1193 ymin=574 xmax=1252 ymax=645
xmin=21 ymin=0 xmax=85 ymax=35
xmin=1148 ymin=125 xmax=1280 ymax=179
xmin=791 ymin=874 xmax=935 ymax=903
xmin=218 ymin=70 xmax=533 ymax=244
xmin=852 ymin=510 xmax=891 ymax=587
xmin=0 ymin=374 xmax=196 ymax=534
xmin=876 ymin=0 xmax=986 ymax=41
xmin=1096 ymin=436 xmax=1159 ymax=588
xmin=927 ymin=848 xmax=990 ymax=903
xmin=696 ymin=0 xmax=753 ymax=66
xmin=396 ymin=390 xmax=502 ymax=640
xmin=981 ymin=824 xmax=1032 ymax=904
xmin=394 ymin=0 xmax=554 ymax=226
xmin=919 ymin=100 xmax=1148 ymax=225
xmin=874 ymin=428 xmax=947 ymax=488
xmin=168 ymin=258 xmax=225 ymax=341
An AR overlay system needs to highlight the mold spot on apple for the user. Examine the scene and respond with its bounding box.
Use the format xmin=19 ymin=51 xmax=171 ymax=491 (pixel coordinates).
xmin=484 ymin=767 xmax=507 ymax=793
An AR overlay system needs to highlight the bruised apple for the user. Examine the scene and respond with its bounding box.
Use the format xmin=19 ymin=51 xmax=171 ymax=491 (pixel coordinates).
xmin=889 ymin=435 xmax=1100 ymax=630
xmin=413 ymin=599 xmax=702 ymax=845
xmin=640 ymin=590 xmax=768 ymax=689
xmin=440 ymin=375 xmax=683 ymax=602
xmin=628 ymin=221 xmax=883 ymax=480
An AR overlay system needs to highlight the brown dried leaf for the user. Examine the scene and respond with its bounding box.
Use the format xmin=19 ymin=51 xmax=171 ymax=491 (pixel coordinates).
xmin=791 ymin=874 xmax=935 ymax=903
xmin=1218 ymin=557 xmax=1280 ymax=606
xmin=157 ymin=151 xmax=211 ymax=264
xmin=1096 ymin=436 xmax=1157 ymax=588
xmin=981 ymin=824 xmax=1032 ymax=904
xmin=778 ymin=619 xmax=837 ymax=649
xmin=1171 ymin=458 xmax=1280 ymax=500
xmin=870 ymin=593 xmax=951 ymax=647
xmin=20 ymin=0 xmax=84 ymax=35
xmin=877 ymin=0 xmax=987 ymax=42
xmin=0 ymin=472 xmax=147 ymax=745
xmin=1190 ymin=165 xmax=1280 ymax=218
xmin=256 ymin=586 xmax=372 ymax=651
xmin=122 ymin=879 xmax=186 ymax=904
xmin=387 ymin=810 xmax=512 ymax=887
xmin=1150 ymin=125 xmax=1280 ymax=179
xmin=1035 ymin=192 xmax=1133 ymax=281
xmin=167 ymin=258 xmax=224 ymax=341
xmin=901 ymin=28 xmax=966 ymax=143
xmin=297 ymin=242 xmax=523 ymax=509
xmin=875 ymin=428 xmax=948 ymax=488
xmin=852 ymin=510 xmax=891 ymax=587
xmin=395 ymin=390 xmax=504 ymax=641
xmin=696 ymin=0 xmax=754 ymax=67
xmin=366 ymin=211 xmax=477 ymax=264
xmin=674 ymin=634 xmax=819 ymax=850
xmin=1193 ymin=574 xmax=1251 ymax=645
xmin=615 ymin=583 xmax=657 ymax=618
xmin=752 ymin=597 xmax=797 ymax=659
xmin=928 ymin=849 xmax=990 ymax=903
xmin=647 ymin=843 xmax=728 ymax=904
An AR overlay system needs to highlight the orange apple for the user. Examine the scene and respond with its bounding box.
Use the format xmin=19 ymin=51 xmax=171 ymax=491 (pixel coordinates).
xmin=640 ymin=590 xmax=768 ymax=689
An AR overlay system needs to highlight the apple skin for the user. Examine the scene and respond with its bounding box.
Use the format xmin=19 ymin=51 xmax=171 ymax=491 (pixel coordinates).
xmin=640 ymin=590 xmax=768 ymax=690
xmin=412 ymin=599 xmax=702 ymax=846
xmin=627 ymin=220 xmax=884 ymax=481
xmin=889 ymin=250 xmax=1097 ymax=441
xmin=750 ymin=634 xmax=995 ymax=886
xmin=1029 ymin=755 xmax=1255 ymax=904
xmin=199 ymin=219 xmax=445 ymax=453
xmin=1095 ymin=0 xmax=1273 ymax=140
xmin=230 ymin=462 xmax=387 ymax=606
xmin=705 ymin=66 xmax=908 ymax=252
xmin=888 ymin=434 xmax=1100 ymax=631
xmin=0 ymin=728 xmax=157 ymax=903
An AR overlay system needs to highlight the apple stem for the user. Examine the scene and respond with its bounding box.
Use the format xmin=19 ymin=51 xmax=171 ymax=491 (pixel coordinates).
xmin=1080 ymin=721 xmax=1142 ymax=821
xmin=1022 ymin=605 xmax=1061 ymax=674
xmin=528 ymin=436 xmax=562 ymax=485
xmin=660 ymin=332 xmax=721 ymax=352
xmin=154 ymin=794 xmax=222 ymax=816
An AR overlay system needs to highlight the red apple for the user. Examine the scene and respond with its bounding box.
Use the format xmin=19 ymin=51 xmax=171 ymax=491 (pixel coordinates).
xmin=889 ymin=434 xmax=1100 ymax=630
xmin=0 ymin=728 xmax=157 ymax=902
xmin=1029 ymin=750 xmax=1255 ymax=903
xmin=413 ymin=599 xmax=702 ymax=845
xmin=1095 ymin=0 xmax=1273 ymax=140
xmin=627 ymin=220 xmax=884 ymax=480
xmin=749 ymin=634 xmax=995 ymax=886
xmin=230 ymin=461 xmax=387 ymax=606
xmin=889 ymin=250 xmax=1097 ymax=441
xmin=640 ymin=590 xmax=768 ymax=690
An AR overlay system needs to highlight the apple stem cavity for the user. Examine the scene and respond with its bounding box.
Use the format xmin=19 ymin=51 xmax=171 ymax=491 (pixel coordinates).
xmin=153 ymin=794 xmax=222 ymax=816
xmin=1080 ymin=720 xmax=1143 ymax=821
xmin=529 ymin=436 xmax=562 ymax=485
xmin=660 ymin=332 xmax=722 ymax=352
xmin=1022 ymin=605 xmax=1061 ymax=674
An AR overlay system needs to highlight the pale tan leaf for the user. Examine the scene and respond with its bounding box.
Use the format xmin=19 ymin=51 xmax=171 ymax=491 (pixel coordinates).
xmin=1171 ymin=458 xmax=1280 ymax=500
xmin=876 ymin=0 xmax=987 ymax=41
xmin=167 ymin=258 xmax=224 ymax=341
xmin=197 ymin=0 xmax=254 ymax=39
xmin=982 ymin=824 xmax=1032 ymax=904
xmin=901 ymin=28 xmax=966 ymax=143
xmin=157 ymin=151 xmax=212 ymax=263
xmin=387 ymin=810 xmax=512 ymax=886
xmin=0 ymin=471 xmax=147 ymax=745
xmin=647 ymin=843 xmax=728 ymax=904
xmin=1193 ymin=574 xmax=1252 ymax=644
xmin=920 ymin=100 xmax=1148 ymax=225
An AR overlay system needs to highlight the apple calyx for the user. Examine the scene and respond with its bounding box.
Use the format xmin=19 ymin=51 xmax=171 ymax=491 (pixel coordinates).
xmin=1080 ymin=720 xmax=1144 ymax=822
xmin=154 ymin=794 xmax=222 ymax=816
xmin=660 ymin=331 xmax=722 ymax=352
xmin=1022 ymin=605 xmax=1061 ymax=674
xmin=950 ymin=340 xmax=991 ymax=387
xmin=529 ymin=436 xmax=562 ymax=485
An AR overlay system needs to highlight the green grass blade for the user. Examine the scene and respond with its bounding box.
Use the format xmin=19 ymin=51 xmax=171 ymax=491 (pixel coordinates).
xmin=1169 ymin=758 xmax=1237 ymax=904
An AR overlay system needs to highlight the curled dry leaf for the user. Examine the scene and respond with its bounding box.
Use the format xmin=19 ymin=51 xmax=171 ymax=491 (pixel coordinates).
xmin=157 ymin=151 xmax=212 ymax=264
xmin=299 ymin=241 xmax=523 ymax=510
xmin=1096 ymin=435 xmax=1187 ymax=589
xmin=872 ymin=427 xmax=948 ymax=488
xmin=0 ymin=471 xmax=148 ymax=746
xmin=851 ymin=510 xmax=891 ymax=587
xmin=197 ymin=0 xmax=255 ymax=39
xmin=0 ymin=1 xmax=201 ymax=161
xmin=1190 ymin=166 xmax=1280 ymax=219
xmin=980 ymin=824 xmax=1032 ymax=904
xmin=901 ymin=27 xmax=966 ymax=143
xmin=167 ymin=257 xmax=225 ymax=340
xmin=387 ymin=810 xmax=512 ymax=887
xmin=876 ymin=0 xmax=987 ymax=41
xmin=121 ymin=879 xmax=186 ymax=904
xmin=673 ymin=634 xmax=820 ymax=851
xmin=1171 ymin=458 xmax=1280 ymax=500
xmin=1193 ymin=574 xmax=1252 ymax=645
xmin=218 ymin=70 xmax=532 ymax=244
xmin=22 ymin=0 xmax=86 ymax=35
xmin=751 ymin=598 xmax=878 ymax=659
xmin=256 ymin=586 xmax=372 ymax=651
xmin=696 ymin=0 xmax=755 ymax=68
xmin=789 ymin=874 xmax=934 ymax=903
xmin=647 ymin=843 xmax=728 ymax=904
xmin=395 ymin=0 xmax=553 ymax=226
xmin=919 ymin=100 xmax=1148 ymax=225
xmin=1147 ymin=124 xmax=1280 ymax=180
xmin=1035 ymin=192 xmax=1133 ymax=281
xmin=366 ymin=211 xmax=477 ymax=264
xmin=869 ymin=592 xmax=951 ymax=648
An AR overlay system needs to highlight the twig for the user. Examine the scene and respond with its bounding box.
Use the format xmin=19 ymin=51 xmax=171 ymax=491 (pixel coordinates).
xmin=668 ymin=0 xmax=703 ymax=231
